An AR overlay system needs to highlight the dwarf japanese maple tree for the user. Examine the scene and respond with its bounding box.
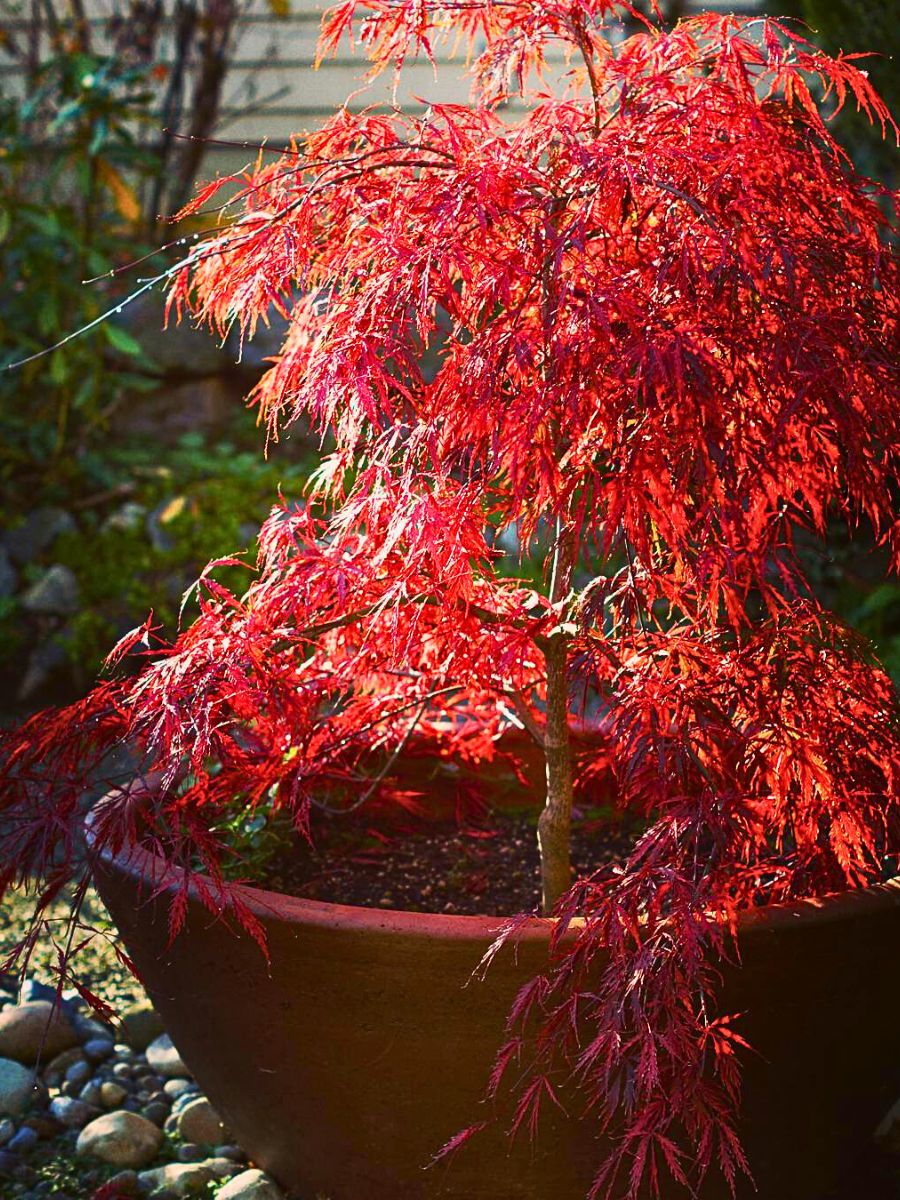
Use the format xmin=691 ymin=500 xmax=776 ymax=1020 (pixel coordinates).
xmin=3 ymin=2 xmax=900 ymax=1197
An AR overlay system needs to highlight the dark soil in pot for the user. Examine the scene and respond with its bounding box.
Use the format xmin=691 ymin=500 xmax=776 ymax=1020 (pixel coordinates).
xmin=261 ymin=807 xmax=641 ymax=915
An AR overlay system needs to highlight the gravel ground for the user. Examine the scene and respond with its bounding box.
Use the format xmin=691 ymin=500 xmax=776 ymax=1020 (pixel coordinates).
xmin=1 ymin=884 xmax=145 ymax=1013
xmin=0 ymin=885 xmax=286 ymax=1200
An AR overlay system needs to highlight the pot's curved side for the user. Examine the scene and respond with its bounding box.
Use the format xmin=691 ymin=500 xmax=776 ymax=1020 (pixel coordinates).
xmin=92 ymin=828 xmax=900 ymax=1200
xmin=95 ymin=841 xmax=603 ymax=1200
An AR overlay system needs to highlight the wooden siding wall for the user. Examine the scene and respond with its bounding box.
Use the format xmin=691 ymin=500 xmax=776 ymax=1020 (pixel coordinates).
xmin=1 ymin=0 xmax=762 ymax=179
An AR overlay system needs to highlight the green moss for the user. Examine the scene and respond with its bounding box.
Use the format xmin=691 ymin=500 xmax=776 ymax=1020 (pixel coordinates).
xmin=0 ymin=596 xmax=24 ymax=667
xmin=26 ymin=1144 xmax=119 ymax=1196
xmin=33 ymin=422 xmax=317 ymax=684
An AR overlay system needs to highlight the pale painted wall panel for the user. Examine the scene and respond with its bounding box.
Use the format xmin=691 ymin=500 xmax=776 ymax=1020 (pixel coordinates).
xmin=1 ymin=0 xmax=762 ymax=176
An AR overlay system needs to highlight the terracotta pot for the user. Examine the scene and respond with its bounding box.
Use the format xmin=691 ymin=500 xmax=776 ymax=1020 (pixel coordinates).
xmin=89 ymin=812 xmax=900 ymax=1200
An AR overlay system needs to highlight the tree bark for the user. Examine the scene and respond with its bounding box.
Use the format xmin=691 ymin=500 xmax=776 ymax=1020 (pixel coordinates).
xmin=146 ymin=0 xmax=197 ymax=234
xmin=538 ymin=525 xmax=575 ymax=914
xmin=167 ymin=0 xmax=238 ymax=217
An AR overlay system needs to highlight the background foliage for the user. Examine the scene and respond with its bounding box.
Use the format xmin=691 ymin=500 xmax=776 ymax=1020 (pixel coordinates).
xmin=794 ymin=0 xmax=899 ymax=187
xmin=0 ymin=0 xmax=318 ymax=706
xmin=2 ymin=0 xmax=897 ymax=711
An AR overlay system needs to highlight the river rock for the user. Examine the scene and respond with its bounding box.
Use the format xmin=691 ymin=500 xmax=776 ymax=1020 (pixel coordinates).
xmin=17 ymin=638 xmax=69 ymax=702
xmin=0 ymin=1117 xmax=13 ymax=1145
xmin=82 ymin=1037 xmax=115 ymax=1063
xmin=64 ymin=1058 xmax=92 ymax=1089
xmin=22 ymin=1113 xmax=62 ymax=1139
xmin=43 ymin=1046 xmax=86 ymax=1088
xmin=136 ymin=1157 xmax=238 ymax=1196
xmin=134 ymin=1069 xmax=163 ymax=1091
xmin=0 ymin=548 xmax=16 ymax=598
xmin=145 ymin=1034 xmax=189 ymax=1079
xmin=216 ymin=1168 xmax=284 ymax=1200
xmin=21 ymin=564 xmax=79 ymax=615
xmin=100 ymin=1081 xmax=129 ymax=1109
xmin=119 ymin=1003 xmax=164 ymax=1053
xmin=171 ymin=1090 xmax=200 ymax=1115
xmin=107 ymin=1168 xmax=140 ymax=1196
xmin=142 ymin=1099 xmax=169 ymax=1127
xmin=162 ymin=1078 xmax=194 ymax=1101
xmin=213 ymin=1144 xmax=246 ymax=1163
xmin=101 ymin=502 xmax=147 ymax=535
xmin=7 ymin=1125 xmax=38 ymax=1154
xmin=49 ymin=1095 xmax=100 ymax=1128
xmin=0 ymin=1148 xmax=20 ymax=1179
xmin=117 ymin=292 xmax=228 ymax=378
xmin=79 ymin=1080 xmax=103 ymax=1107
xmin=18 ymin=980 xmax=57 ymax=1006
xmin=875 ymin=1095 xmax=900 ymax=1153
xmin=0 ymin=1058 xmax=44 ymax=1117
xmin=76 ymin=1110 xmax=163 ymax=1168
xmin=175 ymin=1097 xmax=224 ymax=1145
xmin=71 ymin=1012 xmax=114 ymax=1042
xmin=4 ymin=507 xmax=76 ymax=564
xmin=226 ymin=305 xmax=291 ymax=376
xmin=0 ymin=1002 xmax=78 ymax=1065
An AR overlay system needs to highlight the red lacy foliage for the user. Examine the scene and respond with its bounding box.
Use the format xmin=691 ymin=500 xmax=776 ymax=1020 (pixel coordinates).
xmin=170 ymin=11 xmax=900 ymax=618
xmin=2 ymin=5 xmax=900 ymax=1198
xmin=486 ymin=608 xmax=900 ymax=1195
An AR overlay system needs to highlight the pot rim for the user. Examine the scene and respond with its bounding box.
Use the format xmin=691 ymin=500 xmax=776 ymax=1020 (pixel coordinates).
xmin=85 ymin=791 xmax=900 ymax=944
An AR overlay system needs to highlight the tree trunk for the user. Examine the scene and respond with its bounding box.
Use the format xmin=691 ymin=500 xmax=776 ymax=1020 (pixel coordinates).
xmin=167 ymin=0 xmax=237 ymax=217
xmin=538 ymin=525 xmax=575 ymax=914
